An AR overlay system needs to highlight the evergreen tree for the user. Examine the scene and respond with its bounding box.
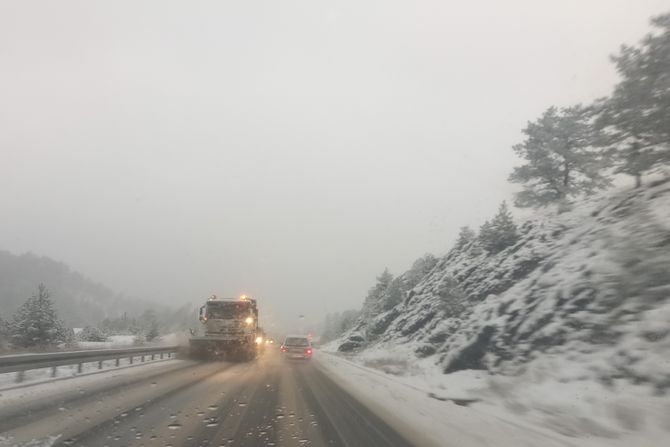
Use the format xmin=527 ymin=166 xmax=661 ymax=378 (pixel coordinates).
xmin=478 ymin=202 xmax=519 ymax=254
xmin=509 ymin=105 xmax=611 ymax=207
xmin=489 ymin=201 xmax=519 ymax=253
xmin=478 ymin=220 xmax=494 ymax=251
xmin=363 ymin=268 xmax=394 ymax=316
xmin=455 ymin=226 xmax=476 ymax=249
xmin=11 ymin=284 xmax=67 ymax=348
xmin=406 ymin=254 xmax=438 ymax=289
xmin=596 ymin=13 xmax=670 ymax=187
xmin=382 ymin=277 xmax=405 ymax=311
xmin=78 ymin=326 xmax=107 ymax=342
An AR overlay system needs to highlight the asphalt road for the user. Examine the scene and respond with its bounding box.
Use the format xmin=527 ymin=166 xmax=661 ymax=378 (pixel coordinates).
xmin=0 ymin=350 xmax=415 ymax=447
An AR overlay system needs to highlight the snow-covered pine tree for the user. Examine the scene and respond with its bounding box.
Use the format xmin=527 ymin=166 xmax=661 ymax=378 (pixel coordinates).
xmin=405 ymin=253 xmax=438 ymax=290
xmin=478 ymin=220 xmax=494 ymax=253
xmin=382 ymin=277 xmax=405 ymax=311
xmin=454 ymin=226 xmax=476 ymax=249
xmin=596 ymin=13 xmax=670 ymax=187
xmin=11 ymin=284 xmax=67 ymax=348
xmin=362 ymin=268 xmax=393 ymax=316
xmin=509 ymin=105 xmax=611 ymax=207
xmin=488 ymin=201 xmax=518 ymax=253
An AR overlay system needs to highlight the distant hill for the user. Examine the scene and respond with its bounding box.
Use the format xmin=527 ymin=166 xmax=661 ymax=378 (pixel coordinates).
xmin=0 ymin=251 xmax=160 ymax=327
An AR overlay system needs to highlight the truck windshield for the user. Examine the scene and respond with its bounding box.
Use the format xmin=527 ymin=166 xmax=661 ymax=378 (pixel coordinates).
xmin=207 ymin=302 xmax=250 ymax=319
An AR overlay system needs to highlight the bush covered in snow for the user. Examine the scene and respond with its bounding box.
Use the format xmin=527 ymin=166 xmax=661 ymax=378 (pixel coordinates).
xmin=77 ymin=326 xmax=107 ymax=342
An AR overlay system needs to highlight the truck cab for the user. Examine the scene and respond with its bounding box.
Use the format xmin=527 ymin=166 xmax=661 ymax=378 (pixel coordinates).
xmin=190 ymin=295 xmax=259 ymax=360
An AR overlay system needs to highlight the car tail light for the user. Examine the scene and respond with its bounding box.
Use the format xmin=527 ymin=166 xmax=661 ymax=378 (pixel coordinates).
xmin=280 ymin=346 xmax=288 ymax=353
xmin=304 ymin=348 xmax=312 ymax=355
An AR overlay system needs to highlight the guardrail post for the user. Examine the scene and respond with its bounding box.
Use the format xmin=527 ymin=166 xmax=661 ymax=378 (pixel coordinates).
xmin=151 ymin=354 xmax=155 ymax=360
xmin=51 ymin=366 xmax=57 ymax=377
xmin=16 ymin=370 xmax=25 ymax=383
xmin=168 ymin=352 xmax=172 ymax=358
xmin=160 ymin=353 xmax=164 ymax=359
xmin=129 ymin=356 xmax=133 ymax=364
xmin=77 ymin=363 xmax=83 ymax=373
xmin=141 ymin=355 xmax=145 ymax=362
xmin=98 ymin=360 xmax=103 ymax=369
xmin=115 ymin=358 xmax=120 ymax=367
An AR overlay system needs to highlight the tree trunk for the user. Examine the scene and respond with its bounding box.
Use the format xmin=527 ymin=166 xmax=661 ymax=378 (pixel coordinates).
xmin=635 ymin=173 xmax=642 ymax=188
xmin=562 ymin=160 xmax=570 ymax=188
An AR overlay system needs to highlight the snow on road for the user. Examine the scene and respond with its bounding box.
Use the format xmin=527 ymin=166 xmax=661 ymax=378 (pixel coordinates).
xmin=0 ymin=359 xmax=187 ymax=411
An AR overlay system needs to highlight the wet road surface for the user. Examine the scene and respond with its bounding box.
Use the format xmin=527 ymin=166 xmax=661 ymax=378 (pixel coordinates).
xmin=0 ymin=350 xmax=414 ymax=447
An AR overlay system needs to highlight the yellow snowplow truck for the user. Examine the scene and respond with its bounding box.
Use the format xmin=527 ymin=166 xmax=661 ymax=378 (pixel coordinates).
xmin=189 ymin=295 xmax=259 ymax=361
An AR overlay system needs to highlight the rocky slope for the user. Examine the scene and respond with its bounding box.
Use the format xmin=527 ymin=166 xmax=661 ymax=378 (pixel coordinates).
xmin=339 ymin=179 xmax=670 ymax=390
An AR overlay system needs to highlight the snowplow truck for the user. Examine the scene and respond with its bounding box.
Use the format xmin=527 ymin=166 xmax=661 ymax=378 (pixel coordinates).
xmin=189 ymin=296 xmax=259 ymax=361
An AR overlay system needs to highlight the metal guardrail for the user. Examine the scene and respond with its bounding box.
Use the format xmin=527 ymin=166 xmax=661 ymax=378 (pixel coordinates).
xmin=0 ymin=345 xmax=179 ymax=383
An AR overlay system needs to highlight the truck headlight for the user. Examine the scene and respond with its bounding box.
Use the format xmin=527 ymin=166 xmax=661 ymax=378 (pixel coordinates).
xmin=255 ymin=336 xmax=263 ymax=344
xmin=245 ymin=317 xmax=254 ymax=325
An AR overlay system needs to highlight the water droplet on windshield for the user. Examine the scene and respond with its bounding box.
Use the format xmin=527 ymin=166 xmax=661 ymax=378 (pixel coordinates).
xmin=208 ymin=404 xmax=218 ymax=410
xmin=238 ymin=402 xmax=247 ymax=407
xmin=167 ymin=423 xmax=182 ymax=430
xmin=204 ymin=417 xmax=219 ymax=427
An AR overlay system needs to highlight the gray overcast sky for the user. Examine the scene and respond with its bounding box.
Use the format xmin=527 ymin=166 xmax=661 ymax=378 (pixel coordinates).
xmin=1 ymin=0 xmax=667 ymax=330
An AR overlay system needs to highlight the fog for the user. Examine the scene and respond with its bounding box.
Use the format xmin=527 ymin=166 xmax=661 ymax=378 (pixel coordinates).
xmin=1 ymin=0 xmax=666 ymax=331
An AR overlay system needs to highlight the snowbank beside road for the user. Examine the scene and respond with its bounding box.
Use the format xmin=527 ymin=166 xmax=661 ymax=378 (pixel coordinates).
xmin=77 ymin=333 xmax=179 ymax=350
xmin=316 ymin=351 xmax=580 ymax=447
xmin=317 ymin=349 xmax=669 ymax=447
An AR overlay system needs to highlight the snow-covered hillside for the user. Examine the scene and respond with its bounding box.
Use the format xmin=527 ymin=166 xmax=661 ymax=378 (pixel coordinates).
xmin=332 ymin=179 xmax=670 ymax=440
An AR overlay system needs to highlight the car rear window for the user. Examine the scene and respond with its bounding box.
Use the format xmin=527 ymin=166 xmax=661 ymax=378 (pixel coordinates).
xmin=284 ymin=337 xmax=309 ymax=346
